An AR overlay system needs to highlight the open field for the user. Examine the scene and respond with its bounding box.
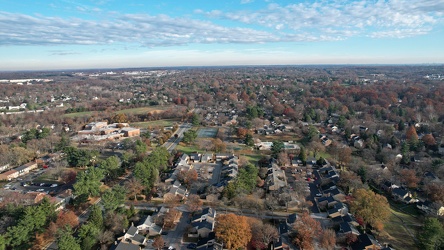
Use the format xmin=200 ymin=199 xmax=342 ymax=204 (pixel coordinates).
xmin=62 ymin=105 xmax=172 ymax=118
xmin=132 ymin=118 xmax=180 ymax=128
xmin=380 ymin=202 xmax=422 ymax=250
xmin=115 ymin=106 xmax=171 ymax=115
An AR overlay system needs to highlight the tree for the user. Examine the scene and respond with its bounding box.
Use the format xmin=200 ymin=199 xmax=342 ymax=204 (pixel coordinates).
xmin=185 ymin=194 xmax=203 ymax=213
xmin=349 ymin=189 xmax=390 ymax=230
xmin=237 ymin=127 xmax=248 ymax=139
xmin=277 ymin=152 xmax=290 ymax=166
xmin=248 ymin=218 xmax=279 ymax=250
xmin=57 ymin=227 xmax=81 ymax=250
xmin=292 ymin=212 xmax=321 ymax=250
xmin=271 ymin=141 xmax=284 ymax=158
xmin=191 ymin=113 xmax=200 ymax=126
xmin=299 ymin=146 xmax=307 ymax=165
xmin=244 ymin=133 xmax=254 ymax=147
xmin=212 ymin=138 xmax=226 ymax=152
xmin=399 ymin=169 xmax=419 ymax=189
xmin=152 ymin=235 xmax=164 ymax=250
xmin=111 ymin=113 xmax=128 ymax=123
xmin=133 ymin=160 xmax=159 ymax=189
xmin=337 ymin=171 xmax=363 ymax=194
xmin=101 ymin=185 xmax=126 ymax=211
xmin=215 ymin=214 xmax=252 ymax=250
xmin=422 ymin=134 xmax=436 ymax=147
xmin=319 ymin=229 xmax=336 ymax=250
xmin=73 ymin=167 xmax=104 ymax=197
xmin=78 ymin=223 xmax=100 ymax=250
xmin=417 ymin=217 xmax=444 ymax=250
xmin=125 ymin=178 xmax=144 ymax=200
xmin=56 ymin=210 xmax=79 ymax=229
xmin=406 ymin=125 xmax=418 ymax=141
xmin=64 ymin=147 xmax=98 ymax=168
xmin=88 ymin=205 xmax=104 ymax=230
xmin=99 ymin=156 xmax=121 ymax=180
xmin=182 ymin=130 xmax=198 ymax=144
xmin=178 ymin=169 xmax=198 ymax=187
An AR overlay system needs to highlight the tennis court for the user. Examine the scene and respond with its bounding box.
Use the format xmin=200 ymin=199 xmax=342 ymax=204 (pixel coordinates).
xmin=197 ymin=128 xmax=218 ymax=138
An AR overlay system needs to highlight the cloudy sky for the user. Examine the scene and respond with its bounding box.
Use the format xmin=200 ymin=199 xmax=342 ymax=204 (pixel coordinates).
xmin=1 ymin=0 xmax=443 ymax=70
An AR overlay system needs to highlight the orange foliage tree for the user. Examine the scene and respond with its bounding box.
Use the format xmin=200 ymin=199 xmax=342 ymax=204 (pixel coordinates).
xmin=215 ymin=213 xmax=252 ymax=249
xmin=292 ymin=212 xmax=322 ymax=250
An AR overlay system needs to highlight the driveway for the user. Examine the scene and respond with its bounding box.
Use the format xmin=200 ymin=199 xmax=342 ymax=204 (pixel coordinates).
xmin=162 ymin=211 xmax=190 ymax=250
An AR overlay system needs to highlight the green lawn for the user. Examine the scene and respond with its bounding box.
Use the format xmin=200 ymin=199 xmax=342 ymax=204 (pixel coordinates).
xmin=62 ymin=111 xmax=94 ymax=118
xmin=62 ymin=105 xmax=172 ymax=118
xmin=175 ymin=144 xmax=201 ymax=155
xmin=132 ymin=119 xmax=180 ymax=128
xmin=380 ymin=202 xmax=422 ymax=250
xmin=116 ymin=106 xmax=171 ymax=115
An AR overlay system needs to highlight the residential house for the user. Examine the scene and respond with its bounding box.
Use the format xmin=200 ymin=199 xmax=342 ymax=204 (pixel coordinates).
xmin=137 ymin=215 xmax=162 ymax=236
xmin=0 ymin=164 xmax=9 ymax=173
xmin=0 ymin=169 xmax=18 ymax=181
xmin=109 ymin=241 xmax=141 ymax=250
xmin=327 ymin=202 xmax=348 ymax=219
xmin=351 ymin=234 xmax=380 ymax=250
xmin=338 ymin=221 xmax=360 ymax=237
xmin=15 ymin=161 xmax=38 ymax=176
xmin=391 ymin=188 xmax=414 ymax=203
xmin=265 ymin=160 xmax=287 ymax=191
xmin=191 ymin=220 xmax=215 ymax=238
xmin=117 ymin=225 xmax=147 ymax=247
xmin=196 ymin=232 xmax=216 ymax=249
xmin=192 ymin=207 xmax=216 ymax=223
xmin=417 ymin=200 xmax=444 ymax=216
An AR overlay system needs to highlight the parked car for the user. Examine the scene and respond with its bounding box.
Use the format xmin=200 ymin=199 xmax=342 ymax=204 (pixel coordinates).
xmin=50 ymin=184 xmax=58 ymax=188
xmin=315 ymin=193 xmax=322 ymax=197
xmin=187 ymin=243 xmax=197 ymax=249
xmin=36 ymin=189 xmax=45 ymax=192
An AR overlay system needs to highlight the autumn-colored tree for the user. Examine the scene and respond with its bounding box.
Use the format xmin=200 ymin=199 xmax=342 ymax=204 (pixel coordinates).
xmin=406 ymin=125 xmax=418 ymax=141
xmin=163 ymin=193 xmax=181 ymax=206
xmin=247 ymin=218 xmax=279 ymax=250
xmin=424 ymin=183 xmax=444 ymax=203
xmin=185 ymin=194 xmax=203 ymax=213
xmin=319 ymin=229 xmax=336 ymax=250
xmin=277 ymin=152 xmax=290 ymax=166
xmin=345 ymin=233 xmax=358 ymax=246
xmin=349 ymin=189 xmax=390 ymax=230
xmin=237 ymin=127 xmax=248 ymax=139
xmin=177 ymin=169 xmax=198 ymax=187
xmin=163 ymin=208 xmax=180 ymax=230
xmin=152 ymin=235 xmax=164 ymax=250
xmin=337 ymin=171 xmax=363 ymax=194
xmin=56 ymin=210 xmax=79 ymax=229
xmin=292 ymin=212 xmax=322 ymax=250
xmin=215 ymin=213 xmax=252 ymax=250
xmin=422 ymin=134 xmax=436 ymax=146
xmin=399 ymin=169 xmax=419 ymax=189
xmin=212 ymin=138 xmax=226 ymax=152
xmin=111 ymin=113 xmax=128 ymax=123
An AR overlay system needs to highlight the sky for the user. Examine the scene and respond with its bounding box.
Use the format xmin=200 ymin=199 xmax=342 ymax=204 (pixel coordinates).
xmin=0 ymin=0 xmax=443 ymax=70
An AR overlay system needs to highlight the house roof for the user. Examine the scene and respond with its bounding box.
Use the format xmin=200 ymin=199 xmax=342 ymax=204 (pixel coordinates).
xmin=392 ymin=187 xmax=409 ymax=197
xmin=287 ymin=213 xmax=297 ymax=224
xmin=110 ymin=241 xmax=140 ymax=250
xmin=126 ymin=225 xmax=137 ymax=236
xmin=192 ymin=220 xmax=214 ymax=230
xmin=351 ymin=234 xmax=377 ymax=250
xmin=131 ymin=234 xmax=146 ymax=244
xmin=339 ymin=221 xmax=352 ymax=234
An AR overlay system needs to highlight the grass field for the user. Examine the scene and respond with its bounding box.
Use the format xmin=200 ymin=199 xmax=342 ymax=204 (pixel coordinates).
xmin=379 ymin=202 xmax=422 ymax=250
xmin=62 ymin=105 xmax=172 ymax=118
xmin=132 ymin=119 xmax=180 ymax=128
xmin=115 ymin=106 xmax=171 ymax=115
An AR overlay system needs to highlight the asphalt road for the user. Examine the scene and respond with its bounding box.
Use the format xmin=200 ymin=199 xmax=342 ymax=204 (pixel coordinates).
xmin=163 ymin=123 xmax=191 ymax=152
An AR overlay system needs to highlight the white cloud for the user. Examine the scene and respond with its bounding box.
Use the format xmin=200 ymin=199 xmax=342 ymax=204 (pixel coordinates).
xmin=240 ymin=0 xmax=254 ymax=4
xmin=0 ymin=0 xmax=442 ymax=49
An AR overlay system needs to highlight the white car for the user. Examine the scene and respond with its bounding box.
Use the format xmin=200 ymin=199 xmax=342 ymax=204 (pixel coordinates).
xmin=50 ymin=184 xmax=58 ymax=188
xmin=36 ymin=188 xmax=45 ymax=192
